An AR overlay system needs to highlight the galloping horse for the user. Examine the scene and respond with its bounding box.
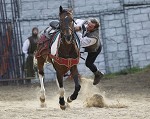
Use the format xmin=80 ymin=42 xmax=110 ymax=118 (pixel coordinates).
xmin=36 ymin=6 xmax=81 ymax=110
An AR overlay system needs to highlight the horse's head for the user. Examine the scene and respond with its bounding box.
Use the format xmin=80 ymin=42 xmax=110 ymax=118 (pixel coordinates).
xmin=59 ymin=6 xmax=74 ymax=44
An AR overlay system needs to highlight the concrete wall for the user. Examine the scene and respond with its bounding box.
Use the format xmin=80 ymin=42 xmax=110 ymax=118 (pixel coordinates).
xmin=17 ymin=0 xmax=150 ymax=80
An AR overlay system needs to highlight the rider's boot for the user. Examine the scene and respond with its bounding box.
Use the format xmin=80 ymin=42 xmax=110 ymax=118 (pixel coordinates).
xmin=93 ymin=70 xmax=104 ymax=85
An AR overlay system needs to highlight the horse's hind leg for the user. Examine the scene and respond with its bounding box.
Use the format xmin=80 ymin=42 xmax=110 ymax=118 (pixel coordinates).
xmin=37 ymin=56 xmax=46 ymax=107
xmin=67 ymin=66 xmax=81 ymax=103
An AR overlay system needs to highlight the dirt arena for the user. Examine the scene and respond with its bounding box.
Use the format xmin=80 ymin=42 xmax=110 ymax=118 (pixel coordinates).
xmin=0 ymin=71 xmax=150 ymax=119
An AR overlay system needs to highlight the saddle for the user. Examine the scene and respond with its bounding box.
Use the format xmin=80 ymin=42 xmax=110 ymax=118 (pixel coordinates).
xmin=36 ymin=31 xmax=60 ymax=58
xmin=49 ymin=21 xmax=60 ymax=29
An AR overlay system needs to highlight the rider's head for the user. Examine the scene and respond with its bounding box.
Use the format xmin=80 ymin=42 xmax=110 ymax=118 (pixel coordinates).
xmin=87 ymin=18 xmax=100 ymax=32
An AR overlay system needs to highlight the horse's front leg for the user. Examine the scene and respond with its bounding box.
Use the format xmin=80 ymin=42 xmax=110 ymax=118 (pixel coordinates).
xmin=56 ymin=72 xmax=66 ymax=110
xmin=67 ymin=66 xmax=81 ymax=103
xmin=39 ymin=73 xmax=46 ymax=105
xmin=37 ymin=57 xmax=46 ymax=107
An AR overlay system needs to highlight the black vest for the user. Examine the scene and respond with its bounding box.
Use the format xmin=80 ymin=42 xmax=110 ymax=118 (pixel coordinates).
xmin=27 ymin=36 xmax=39 ymax=54
xmin=84 ymin=29 xmax=101 ymax=52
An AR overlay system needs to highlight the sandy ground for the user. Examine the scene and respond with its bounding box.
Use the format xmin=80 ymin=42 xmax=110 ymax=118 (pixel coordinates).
xmin=0 ymin=72 xmax=150 ymax=119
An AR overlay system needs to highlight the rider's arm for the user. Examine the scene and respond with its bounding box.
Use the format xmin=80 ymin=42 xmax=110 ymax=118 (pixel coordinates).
xmin=22 ymin=39 xmax=30 ymax=54
xmin=76 ymin=32 xmax=96 ymax=47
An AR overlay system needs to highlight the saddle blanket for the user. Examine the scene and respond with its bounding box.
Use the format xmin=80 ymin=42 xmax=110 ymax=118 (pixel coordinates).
xmin=51 ymin=32 xmax=60 ymax=55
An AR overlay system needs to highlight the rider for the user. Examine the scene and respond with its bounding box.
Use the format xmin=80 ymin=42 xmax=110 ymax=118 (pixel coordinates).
xmin=74 ymin=18 xmax=104 ymax=85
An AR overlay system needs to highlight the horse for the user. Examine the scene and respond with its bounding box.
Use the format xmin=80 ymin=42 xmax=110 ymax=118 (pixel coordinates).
xmin=35 ymin=6 xmax=81 ymax=110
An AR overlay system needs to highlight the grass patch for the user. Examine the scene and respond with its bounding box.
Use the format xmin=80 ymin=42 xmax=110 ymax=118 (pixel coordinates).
xmin=116 ymin=67 xmax=142 ymax=75
xmin=104 ymin=66 xmax=146 ymax=79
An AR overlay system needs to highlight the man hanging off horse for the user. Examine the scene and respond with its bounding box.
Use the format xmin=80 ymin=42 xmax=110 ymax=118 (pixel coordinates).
xmin=22 ymin=27 xmax=40 ymax=83
xmin=74 ymin=18 xmax=104 ymax=85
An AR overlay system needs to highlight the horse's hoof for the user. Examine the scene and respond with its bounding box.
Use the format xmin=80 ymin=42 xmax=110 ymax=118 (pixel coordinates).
xmin=67 ymin=96 xmax=72 ymax=103
xmin=40 ymin=103 xmax=47 ymax=108
xmin=40 ymin=97 xmax=45 ymax=103
xmin=60 ymin=105 xmax=66 ymax=110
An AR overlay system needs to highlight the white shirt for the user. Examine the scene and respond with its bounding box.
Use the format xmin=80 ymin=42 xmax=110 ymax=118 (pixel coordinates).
xmin=74 ymin=19 xmax=86 ymax=27
xmin=75 ymin=19 xmax=96 ymax=47
xmin=22 ymin=39 xmax=30 ymax=54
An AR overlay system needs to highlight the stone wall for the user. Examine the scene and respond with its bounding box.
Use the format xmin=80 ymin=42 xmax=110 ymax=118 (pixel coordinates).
xmin=125 ymin=5 xmax=150 ymax=68
xmin=18 ymin=0 xmax=150 ymax=80
xmin=101 ymin=12 xmax=129 ymax=73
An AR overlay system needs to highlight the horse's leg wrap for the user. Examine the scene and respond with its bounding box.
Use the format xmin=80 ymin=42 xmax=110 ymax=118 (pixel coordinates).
xmin=70 ymin=85 xmax=81 ymax=100
xmin=59 ymin=97 xmax=65 ymax=106
xmin=59 ymin=88 xmax=65 ymax=106
xmin=59 ymin=88 xmax=65 ymax=98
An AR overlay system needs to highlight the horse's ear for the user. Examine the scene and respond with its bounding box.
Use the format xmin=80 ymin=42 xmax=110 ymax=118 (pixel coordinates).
xmin=59 ymin=6 xmax=63 ymax=13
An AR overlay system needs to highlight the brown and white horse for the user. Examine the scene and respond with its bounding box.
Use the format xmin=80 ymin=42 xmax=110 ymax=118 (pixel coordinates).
xmin=36 ymin=6 xmax=81 ymax=110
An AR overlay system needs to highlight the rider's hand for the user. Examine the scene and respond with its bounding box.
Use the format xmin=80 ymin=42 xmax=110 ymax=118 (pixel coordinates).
xmin=74 ymin=26 xmax=81 ymax=31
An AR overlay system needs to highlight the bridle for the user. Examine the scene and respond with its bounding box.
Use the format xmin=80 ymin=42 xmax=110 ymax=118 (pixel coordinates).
xmin=59 ymin=10 xmax=76 ymax=43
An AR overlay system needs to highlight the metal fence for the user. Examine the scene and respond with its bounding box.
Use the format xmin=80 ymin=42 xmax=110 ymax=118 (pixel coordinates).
xmin=0 ymin=0 xmax=25 ymax=81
